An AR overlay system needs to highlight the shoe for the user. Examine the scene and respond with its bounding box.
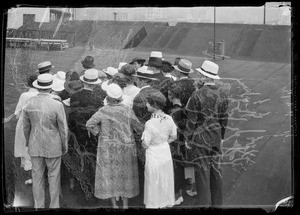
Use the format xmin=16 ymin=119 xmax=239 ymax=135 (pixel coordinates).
xmin=186 ymin=189 xmax=197 ymax=197
xmin=25 ymin=179 xmax=32 ymax=185
xmin=174 ymin=196 xmax=184 ymax=205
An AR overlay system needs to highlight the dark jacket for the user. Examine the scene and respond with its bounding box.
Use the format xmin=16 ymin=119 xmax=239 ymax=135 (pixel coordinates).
xmin=185 ymin=84 xmax=229 ymax=161
xmin=172 ymin=78 xmax=197 ymax=107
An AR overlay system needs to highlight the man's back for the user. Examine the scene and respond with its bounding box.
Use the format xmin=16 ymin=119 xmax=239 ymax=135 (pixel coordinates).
xmin=22 ymin=93 xmax=68 ymax=158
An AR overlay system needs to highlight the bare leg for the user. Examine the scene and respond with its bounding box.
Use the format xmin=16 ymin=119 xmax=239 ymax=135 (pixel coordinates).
xmin=111 ymin=197 xmax=118 ymax=208
xmin=122 ymin=197 xmax=128 ymax=209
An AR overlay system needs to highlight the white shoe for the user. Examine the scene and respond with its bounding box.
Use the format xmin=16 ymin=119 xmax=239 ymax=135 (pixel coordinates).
xmin=25 ymin=179 xmax=32 ymax=185
xmin=186 ymin=189 xmax=197 ymax=196
xmin=174 ymin=196 xmax=184 ymax=205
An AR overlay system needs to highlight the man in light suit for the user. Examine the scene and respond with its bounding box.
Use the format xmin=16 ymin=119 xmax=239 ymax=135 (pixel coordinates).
xmin=20 ymin=73 xmax=68 ymax=208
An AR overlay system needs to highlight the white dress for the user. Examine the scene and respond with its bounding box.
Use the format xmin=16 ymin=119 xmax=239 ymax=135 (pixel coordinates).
xmin=142 ymin=113 xmax=177 ymax=208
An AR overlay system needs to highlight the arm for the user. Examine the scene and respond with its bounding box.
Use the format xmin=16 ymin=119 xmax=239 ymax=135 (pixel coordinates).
xmin=218 ymin=92 xmax=229 ymax=140
xmin=86 ymin=109 xmax=102 ymax=136
xmin=168 ymin=117 xmax=177 ymax=144
xmin=185 ymin=94 xmax=200 ymax=140
xmin=57 ymin=103 xmax=69 ymax=154
xmin=21 ymin=109 xmax=31 ymax=147
xmin=141 ymin=122 xmax=151 ymax=148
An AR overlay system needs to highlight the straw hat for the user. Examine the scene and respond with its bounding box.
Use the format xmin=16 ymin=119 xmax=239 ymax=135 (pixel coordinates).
xmin=32 ymin=74 xmax=54 ymax=89
xmin=134 ymin=66 xmax=158 ymax=81
xmin=196 ymin=60 xmax=220 ymax=80
xmin=103 ymin=67 xmax=118 ymax=76
xmin=53 ymin=71 xmax=66 ymax=81
xmin=36 ymin=61 xmax=55 ymax=73
xmin=80 ymin=69 xmax=102 ymax=84
xmin=173 ymin=59 xmax=194 ymax=74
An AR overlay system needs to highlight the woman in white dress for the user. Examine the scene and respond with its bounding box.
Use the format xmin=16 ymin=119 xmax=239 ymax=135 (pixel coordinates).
xmin=142 ymin=90 xmax=177 ymax=208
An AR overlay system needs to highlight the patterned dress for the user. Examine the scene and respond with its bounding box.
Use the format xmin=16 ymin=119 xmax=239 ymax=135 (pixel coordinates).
xmin=86 ymin=103 xmax=143 ymax=199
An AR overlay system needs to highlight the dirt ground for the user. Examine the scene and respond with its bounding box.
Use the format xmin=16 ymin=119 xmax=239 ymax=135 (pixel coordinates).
xmin=3 ymin=46 xmax=291 ymax=211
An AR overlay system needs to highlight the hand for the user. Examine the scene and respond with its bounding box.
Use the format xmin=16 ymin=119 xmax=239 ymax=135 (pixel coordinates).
xmin=185 ymin=141 xmax=191 ymax=149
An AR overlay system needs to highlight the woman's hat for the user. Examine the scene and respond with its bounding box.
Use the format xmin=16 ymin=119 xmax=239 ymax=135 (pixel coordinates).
xmin=106 ymin=83 xmax=123 ymax=99
xmin=36 ymin=61 xmax=55 ymax=73
xmin=146 ymin=51 xmax=163 ymax=67
xmin=81 ymin=56 xmax=95 ymax=69
xmin=134 ymin=66 xmax=158 ymax=81
xmin=51 ymin=79 xmax=65 ymax=92
xmin=196 ymin=60 xmax=220 ymax=80
xmin=53 ymin=71 xmax=66 ymax=81
xmin=80 ymin=69 xmax=102 ymax=84
xmin=118 ymin=62 xmax=128 ymax=71
xmin=32 ymin=74 xmax=54 ymax=89
xmin=162 ymin=60 xmax=174 ymax=73
xmin=129 ymin=57 xmax=146 ymax=65
xmin=119 ymin=64 xmax=136 ymax=77
xmin=173 ymin=59 xmax=194 ymax=74
xmin=64 ymin=80 xmax=83 ymax=94
xmin=147 ymin=90 xmax=166 ymax=109
xmin=103 ymin=67 xmax=118 ymax=76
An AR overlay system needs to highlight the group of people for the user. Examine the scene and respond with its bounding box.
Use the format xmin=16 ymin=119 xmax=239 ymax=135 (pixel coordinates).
xmin=11 ymin=50 xmax=229 ymax=209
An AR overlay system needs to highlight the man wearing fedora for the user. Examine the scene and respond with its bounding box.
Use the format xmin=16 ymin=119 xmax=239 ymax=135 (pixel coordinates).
xmin=36 ymin=61 xmax=55 ymax=74
xmin=146 ymin=51 xmax=165 ymax=84
xmin=80 ymin=56 xmax=95 ymax=76
xmin=172 ymin=58 xmax=197 ymax=108
xmin=19 ymin=73 xmax=68 ymax=208
xmin=185 ymin=60 xmax=229 ymax=207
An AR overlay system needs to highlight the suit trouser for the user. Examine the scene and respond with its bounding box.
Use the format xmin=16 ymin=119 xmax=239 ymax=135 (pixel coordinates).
xmin=194 ymin=147 xmax=222 ymax=207
xmin=31 ymin=156 xmax=61 ymax=208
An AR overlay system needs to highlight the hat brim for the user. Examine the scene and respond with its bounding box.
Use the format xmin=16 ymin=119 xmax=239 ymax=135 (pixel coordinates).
xmin=79 ymin=76 xmax=102 ymax=84
xmin=133 ymin=74 xmax=158 ymax=81
xmin=173 ymin=65 xmax=194 ymax=74
xmin=32 ymin=80 xmax=53 ymax=89
xmin=36 ymin=65 xmax=55 ymax=73
xmin=196 ymin=68 xmax=220 ymax=79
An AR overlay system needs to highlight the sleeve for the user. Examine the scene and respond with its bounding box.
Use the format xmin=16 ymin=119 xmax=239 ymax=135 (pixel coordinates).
xmin=218 ymin=91 xmax=229 ymax=140
xmin=185 ymin=94 xmax=200 ymax=140
xmin=21 ymin=108 xmax=31 ymax=147
xmin=141 ymin=122 xmax=152 ymax=147
xmin=130 ymin=109 xmax=144 ymax=136
xmin=168 ymin=116 xmax=177 ymax=143
xmin=57 ymin=103 xmax=69 ymax=153
xmin=86 ymin=109 xmax=102 ymax=136
xmin=14 ymin=93 xmax=28 ymax=119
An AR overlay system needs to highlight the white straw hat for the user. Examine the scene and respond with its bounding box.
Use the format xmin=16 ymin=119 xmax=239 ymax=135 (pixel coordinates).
xmin=106 ymin=83 xmax=123 ymax=99
xmin=32 ymin=74 xmax=54 ymax=89
xmin=118 ymin=62 xmax=128 ymax=71
xmin=80 ymin=69 xmax=102 ymax=84
xmin=53 ymin=71 xmax=66 ymax=81
xmin=173 ymin=59 xmax=194 ymax=74
xmin=196 ymin=60 xmax=220 ymax=79
xmin=36 ymin=61 xmax=55 ymax=73
xmin=103 ymin=67 xmax=118 ymax=76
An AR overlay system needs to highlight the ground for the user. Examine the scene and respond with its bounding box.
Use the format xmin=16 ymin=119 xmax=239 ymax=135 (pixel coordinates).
xmin=3 ymin=46 xmax=291 ymax=211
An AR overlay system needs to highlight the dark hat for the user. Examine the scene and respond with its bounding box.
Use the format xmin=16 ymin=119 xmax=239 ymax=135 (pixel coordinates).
xmin=174 ymin=57 xmax=182 ymax=66
xmin=81 ymin=56 xmax=95 ymax=69
xmin=146 ymin=51 xmax=163 ymax=68
xmin=129 ymin=57 xmax=146 ymax=65
xmin=162 ymin=60 xmax=174 ymax=73
xmin=147 ymin=90 xmax=166 ymax=110
xmin=64 ymin=80 xmax=84 ymax=94
xmin=119 ymin=64 xmax=136 ymax=77
xmin=26 ymin=74 xmax=38 ymax=88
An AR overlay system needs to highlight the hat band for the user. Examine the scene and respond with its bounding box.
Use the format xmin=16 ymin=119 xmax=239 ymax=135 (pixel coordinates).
xmin=201 ymin=67 xmax=217 ymax=77
xmin=83 ymin=77 xmax=98 ymax=82
xmin=37 ymin=80 xmax=53 ymax=86
xmin=177 ymin=64 xmax=191 ymax=73
xmin=39 ymin=65 xmax=52 ymax=71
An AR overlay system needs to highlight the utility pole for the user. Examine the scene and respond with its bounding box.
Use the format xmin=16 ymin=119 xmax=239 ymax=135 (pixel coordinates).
xmin=213 ymin=6 xmax=216 ymax=59
xmin=263 ymin=3 xmax=266 ymax=25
